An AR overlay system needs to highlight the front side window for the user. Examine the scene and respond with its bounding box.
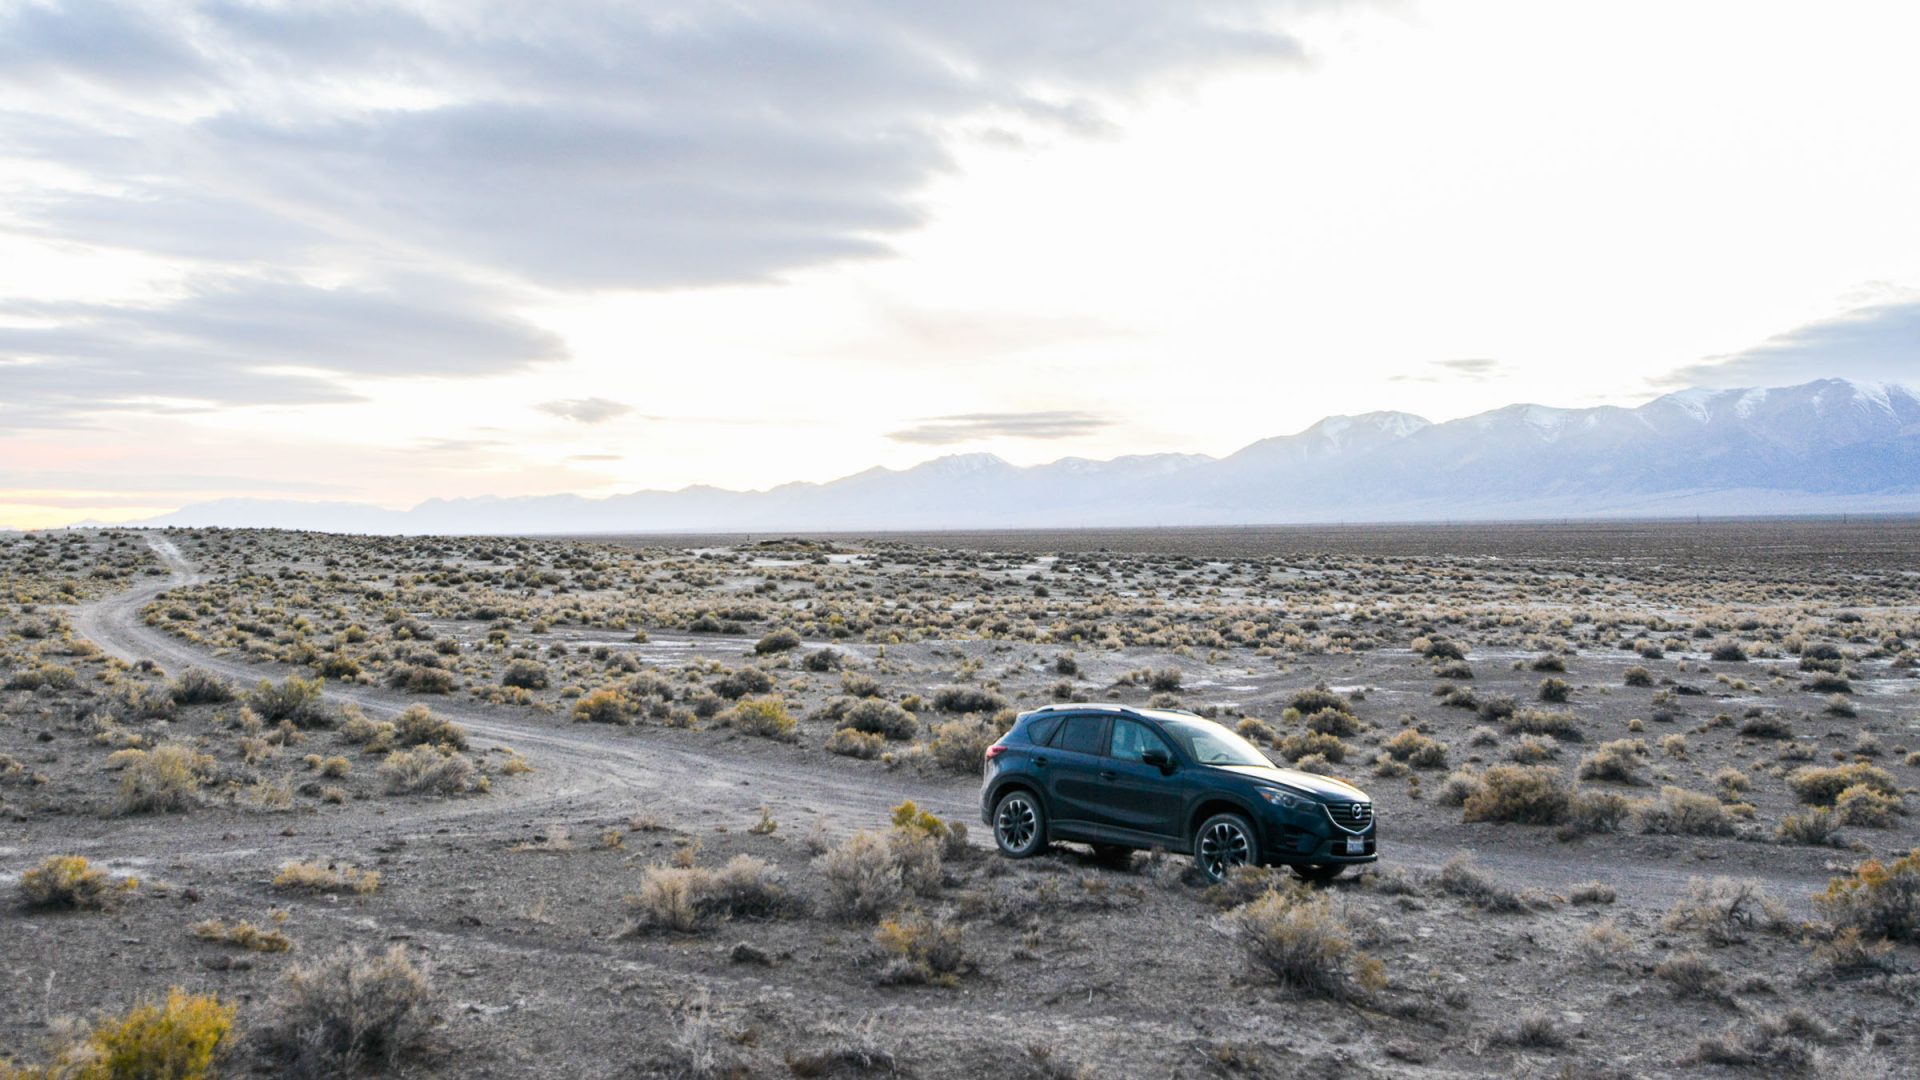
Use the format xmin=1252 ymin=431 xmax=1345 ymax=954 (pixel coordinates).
xmin=1108 ymin=717 xmax=1171 ymax=762
xmin=1157 ymin=716 xmax=1274 ymax=767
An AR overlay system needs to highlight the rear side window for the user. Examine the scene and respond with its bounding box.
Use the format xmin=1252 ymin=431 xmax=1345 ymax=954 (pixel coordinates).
xmin=1051 ymin=715 xmax=1107 ymax=755
xmin=1023 ymin=714 xmax=1063 ymax=747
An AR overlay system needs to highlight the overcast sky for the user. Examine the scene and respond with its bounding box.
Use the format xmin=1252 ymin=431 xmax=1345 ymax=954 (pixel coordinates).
xmin=3 ymin=0 xmax=1918 ymax=527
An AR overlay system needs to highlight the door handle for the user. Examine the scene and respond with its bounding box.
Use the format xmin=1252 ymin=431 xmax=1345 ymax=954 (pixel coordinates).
xmin=1033 ymin=757 xmax=1048 ymax=768
xmin=1099 ymin=771 xmax=1118 ymax=781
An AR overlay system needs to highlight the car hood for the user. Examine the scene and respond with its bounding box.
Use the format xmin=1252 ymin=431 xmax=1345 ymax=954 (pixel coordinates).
xmin=1213 ymin=764 xmax=1369 ymax=802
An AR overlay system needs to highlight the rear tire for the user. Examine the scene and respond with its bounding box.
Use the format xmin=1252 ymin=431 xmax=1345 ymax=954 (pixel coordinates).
xmin=992 ymin=790 xmax=1046 ymax=858
xmin=1194 ymin=812 xmax=1257 ymax=883
xmin=1293 ymin=863 xmax=1347 ymax=884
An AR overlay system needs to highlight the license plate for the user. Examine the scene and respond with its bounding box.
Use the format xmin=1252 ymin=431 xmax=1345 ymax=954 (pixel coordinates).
xmin=1345 ymin=837 xmax=1366 ymax=855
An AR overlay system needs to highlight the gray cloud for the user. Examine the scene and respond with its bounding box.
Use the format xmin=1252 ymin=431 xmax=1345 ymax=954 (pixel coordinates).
xmin=537 ymin=397 xmax=635 ymax=424
xmin=1663 ymin=300 xmax=1920 ymax=389
xmin=0 ymin=1 xmax=1316 ymax=287
xmin=889 ymin=410 xmax=1113 ymax=445
xmin=0 ymin=276 xmax=564 ymax=428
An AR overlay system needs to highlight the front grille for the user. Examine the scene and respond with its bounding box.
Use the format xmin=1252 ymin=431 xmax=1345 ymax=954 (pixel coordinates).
xmin=1326 ymin=801 xmax=1373 ymax=832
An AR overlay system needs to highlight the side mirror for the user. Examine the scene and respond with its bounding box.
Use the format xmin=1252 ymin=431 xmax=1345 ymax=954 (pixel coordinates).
xmin=1141 ymin=748 xmax=1174 ymax=772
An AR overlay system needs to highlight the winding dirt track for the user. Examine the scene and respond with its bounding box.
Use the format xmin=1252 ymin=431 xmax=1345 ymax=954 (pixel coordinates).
xmin=58 ymin=536 xmax=1844 ymax=910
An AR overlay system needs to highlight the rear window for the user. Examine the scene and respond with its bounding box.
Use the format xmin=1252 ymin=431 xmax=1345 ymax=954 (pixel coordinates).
xmin=1023 ymin=713 xmax=1063 ymax=746
xmin=1051 ymin=714 xmax=1107 ymax=756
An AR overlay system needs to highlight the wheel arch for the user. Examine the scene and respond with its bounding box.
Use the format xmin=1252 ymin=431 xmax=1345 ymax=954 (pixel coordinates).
xmin=1188 ymin=796 xmax=1261 ymax=848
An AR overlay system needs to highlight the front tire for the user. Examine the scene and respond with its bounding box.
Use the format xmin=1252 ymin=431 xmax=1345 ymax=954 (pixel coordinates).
xmin=1194 ymin=812 xmax=1257 ymax=883
xmin=992 ymin=790 xmax=1046 ymax=858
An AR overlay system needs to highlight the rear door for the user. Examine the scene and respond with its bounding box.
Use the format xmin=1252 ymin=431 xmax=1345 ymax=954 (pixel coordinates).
xmin=1088 ymin=716 xmax=1186 ymax=842
xmin=1039 ymin=713 xmax=1110 ymax=833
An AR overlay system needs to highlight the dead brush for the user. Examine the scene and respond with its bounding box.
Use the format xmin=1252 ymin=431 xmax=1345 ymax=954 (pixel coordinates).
xmin=1231 ymin=886 xmax=1385 ymax=1001
xmin=271 ymin=860 xmax=379 ymax=895
xmin=1662 ymin=877 xmax=1789 ymax=944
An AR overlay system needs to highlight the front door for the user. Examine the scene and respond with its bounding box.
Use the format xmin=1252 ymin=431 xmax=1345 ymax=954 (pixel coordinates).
xmin=1088 ymin=717 xmax=1185 ymax=841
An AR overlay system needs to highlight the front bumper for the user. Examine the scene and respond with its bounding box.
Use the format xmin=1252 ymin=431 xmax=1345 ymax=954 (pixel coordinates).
xmin=1257 ymin=803 xmax=1378 ymax=865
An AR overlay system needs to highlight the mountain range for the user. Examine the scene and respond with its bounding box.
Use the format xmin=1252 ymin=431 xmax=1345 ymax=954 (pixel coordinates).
xmin=132 ymin=379 xmax=1920 ymax=534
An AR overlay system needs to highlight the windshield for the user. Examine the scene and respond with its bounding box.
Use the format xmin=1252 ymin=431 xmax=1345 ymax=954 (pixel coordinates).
xmin=1157 ymin=715 xmax=1275 ymax=768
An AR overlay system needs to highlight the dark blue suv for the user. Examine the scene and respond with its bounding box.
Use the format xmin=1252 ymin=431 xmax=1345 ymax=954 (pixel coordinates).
xmin=980 ymin=704 xmax=1377 ymax=882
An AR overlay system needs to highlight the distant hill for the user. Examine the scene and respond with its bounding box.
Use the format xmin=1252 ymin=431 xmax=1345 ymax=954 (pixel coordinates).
xmin=137 ymin=379 xmax=1920 ymax=534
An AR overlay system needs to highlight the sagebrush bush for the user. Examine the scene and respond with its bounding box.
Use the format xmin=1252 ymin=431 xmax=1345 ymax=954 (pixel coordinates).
xmin=1776 ymin=807 xmax=1843 ymax=846
xmin=386 ymin=664 xmax=454 ymax=694
xmin=501 ymin=659 xmax=549 ymax=689
xmin=1835 ymin=783 xmax=1901 ymax=827
xmin=815 ymin=826 xmax=943 ymax=921
xmin=194 ymin=917 xmax=293 ymax=952
xmin=247 ymin=676 xmax=330 ymax=727
xmin=1634 ymin=786 xmax=1733 ymax=836
xmin=167 ymin=667 xmax=234 ymax=705
xmin=1233 ymin=888 xmax=1384 ymax=1001
xmin=930 ymin=686 xmax=1007 ymax=714
xmin=629 ymin=855 xmax=797 ymax=933
xmin=572 ymin=687 xmax=629 ymax=724
xmin=723 ymin=696 xmax=798 ymax=741
xmin=1461 ymin=765 xmax=1569 ymax=825
xmin=392 ymin=704 xmax=467 ymax=749
xmin=257 ymin=945 xmax=435 ymax=1078
xmin=116 ymin=744 xmax=214 ymax=815
xmin=1432 ymin=854 xmax=1527 ymax=912
xmin=875 ymin=913 xmax=971 ymax=986
xmin=1788 ymin=763 xmax=1897 ymax=806
xmin=273 ymin=860 xmax=379 ymax=895
xmin=1502 ymin=709 xmax=1583 ymax=742
xmin=754 ymin=628 xmax=801 ymax=654
xmin=926 ymin=718 xmax=995 ymax=773
xmin=378 ymin=746 xmax=478 ymax=795
xmin=826 ymin=728 xmax=886 ymax=759
xmin=1816 ymin=849 xmax=1920 ymax=941
xmin=1663 ymin=878 xmax=1788 ymax=943
xmin=5 ymin=988 xmax=236 ymax=1080
xmin=1381 ymin=729 xmax=1447 ymax=769
xmin=837 ymin=698 xmax=916 ymax=740
xmin=1576 ymin=738 xmax=1647 ymax=785
xmin=18 ymin=855 xmax=128 ymax=910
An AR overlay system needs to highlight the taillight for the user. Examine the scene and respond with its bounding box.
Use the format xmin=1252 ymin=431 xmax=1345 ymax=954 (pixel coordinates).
xmin=984 ymin=744 xmax=1008 ymax=761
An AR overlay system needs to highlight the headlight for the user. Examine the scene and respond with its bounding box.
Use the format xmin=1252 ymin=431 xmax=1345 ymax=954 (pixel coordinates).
xmin=1258 ymin=786 xmax=1310 ymax=812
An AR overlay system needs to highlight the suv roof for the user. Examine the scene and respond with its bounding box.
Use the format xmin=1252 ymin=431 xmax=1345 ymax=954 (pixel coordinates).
xmin=1023 ymin=702 xmax=1207 ymax=723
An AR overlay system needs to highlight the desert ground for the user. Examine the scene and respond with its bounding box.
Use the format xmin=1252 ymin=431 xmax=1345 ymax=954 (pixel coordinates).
xmin=2 ymin=521 xmax=1917 ymax=1077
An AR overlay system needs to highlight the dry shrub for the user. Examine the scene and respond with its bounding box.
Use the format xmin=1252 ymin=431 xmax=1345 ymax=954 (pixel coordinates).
xmin=1461 ymin=765 xmax=1569 ymax=825
xmin=378 ymin=746 xmax=478 ymax=795
xmin=1788 ymin=763 xmax=1897 ymax=807
xmin=837 ymin=698 xmax=916 ymax=740
xmin=926 ymin=718 xmax=995 ymax=773
xmin=168 ymin=667 xmax=234 ymax=705
xmin=755 ymin=627 xmax=802 ymax=654
xmin=826 ymin=728 xmax=887 ymax=759
xmin=1301 ymin=709 xmax=1359 ymax=738
xmin=1560 ymin=789 xmax=1632 ymax=837
xmin=722 ymin=696 xmax=798 ymax=741
xmin=194 ymin=918 xmax=292 ymax=953
xmin=1431 ymin=854 xmax=1528 ymax=913
xmin=875 ymin=913 xmax=971 ymax=986
xmin=18 ymin=855 xmax=131 ymax=910
xmin=1655 ymin=951 xmax=1728 ymax=1000
xmin=1576 ymin=738 xmax=1647 ymax=784
xmin=572 ymin=687 xmax=630 ymax=724
xmin=1381 ymin=729 xmax=1447 ymax=769
xmin=273 ymin=860 xmax=379 ymax=895
xmin=1502 ymin=708 xmax=1583 ymax=742
xmin=256 ymin=945 xmax=435 ymax=1078
xmin=1777 ymin=807 xmax=1845 ymax=846
xmin=628 ymin=856 xmax=797 ymax=934
xmin=1663 ymin=878 xmax=1788 ymax=943
xmin=816 ymin=826 xmax=943 ymax=921
xmin=1568 ymin=881 xmax=1616 ymax=905
xmin=1232 ymin=888 xmax=1384 ymax=1001
xmin=246 ymin=676 xmax=331 ymax=727
xmin=1278 ymin=731 xmax=1346 ymax=764
xmin=392 ymin=704 xmax=467 ymax=749
xmin=115 ymin=744 xmax=214 ymax=815
xmin=1816 ymin=849 xmax=1920 ymax=941
xmin=1689 ymin=1012 xmax=1835 ymax=1069
xmin=386 ymin=664 xmax=454 ymax=694
xmin=1835 ymin=783 xmax=1902 ymax=827
xmin=1633 ymin=786 xmax=1733 ymax=836
xmin=1489 ymin=1011 xmax=1566 ymax=1049
xmin=6 ymin=989 xmax=236 ymax=1080
xmin=1622 ymin=666 xmax=1654 ymax=687
xmin=930 ymin=685 xmax=1006 ymax=714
